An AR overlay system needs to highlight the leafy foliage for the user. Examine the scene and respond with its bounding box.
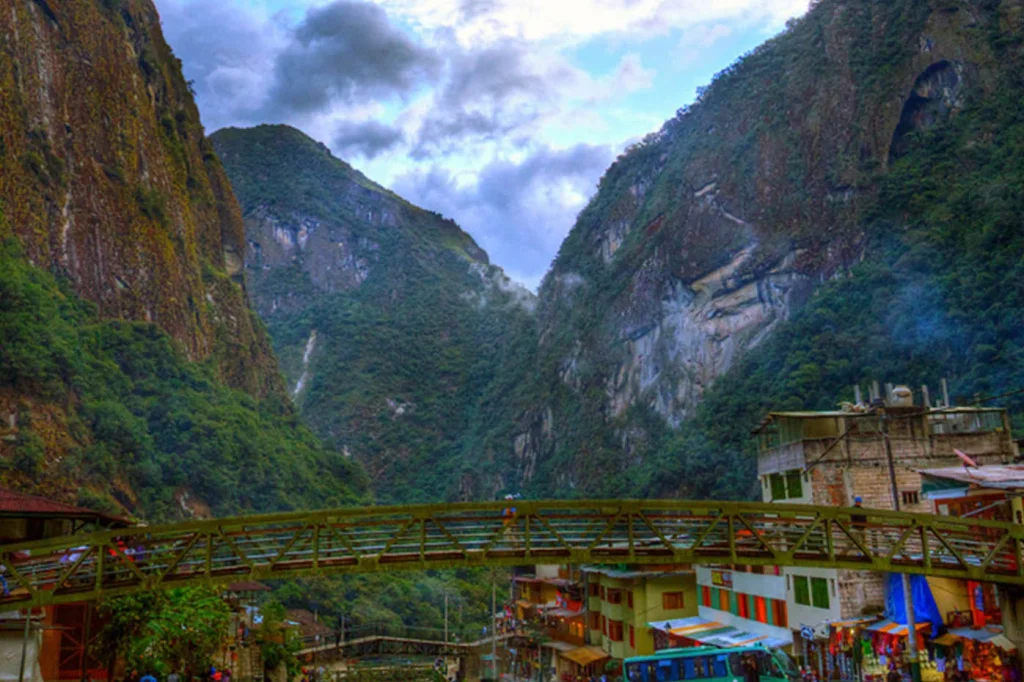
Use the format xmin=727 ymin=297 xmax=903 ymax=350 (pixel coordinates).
xmin=0 ymin=238 xmax=367 ymax=518
xmin=212 ymin=125 xmax=534 ymax=504
xmin=93 ymin=588 xmax=231 ymax=677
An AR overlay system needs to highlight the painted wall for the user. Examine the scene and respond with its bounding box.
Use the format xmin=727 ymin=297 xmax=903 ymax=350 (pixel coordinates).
xmin=785 ymin=567 xmax=842 ymax=632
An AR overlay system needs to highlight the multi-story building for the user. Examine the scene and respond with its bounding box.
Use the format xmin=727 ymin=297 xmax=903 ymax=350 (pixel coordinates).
xmin=0 ymin=488 xmax=130 ymax=682
xmin=689 ymin=384 xmax=1019 ymax=670
xmin=584 ymin=565 xmax=698 ymax=660
xmin=509 ymin=565 xmax=596 ymax=682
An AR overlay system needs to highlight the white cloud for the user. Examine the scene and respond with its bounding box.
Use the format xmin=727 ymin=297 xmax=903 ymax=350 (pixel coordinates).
xmin=379 ymin=0 xmax=810 ymax=47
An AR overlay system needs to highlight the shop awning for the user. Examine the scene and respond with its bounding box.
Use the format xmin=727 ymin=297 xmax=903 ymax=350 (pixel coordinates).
xmin=649 ymin=617 xmax=792 ymax=648
xmin=989 ymin=635 xmax=1017 ymax=651
xmin=562 ymin=646 xmax=609 ymax=666
xmin=933 ymin=634 xmax=960 ymax=646
xmin=830 ymin=618 xmax=877 ymax=629
xmin=866 ymin=619 xmax=931 ymax=636
xmin=548 ymin=608 xmax=584 ymax=618
xmin=542 ymin=641 xmax=578 ymax=652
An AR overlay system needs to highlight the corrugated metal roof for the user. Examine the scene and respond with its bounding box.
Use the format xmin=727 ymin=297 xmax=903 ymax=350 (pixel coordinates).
xmin=0 ymin=488 xmax=129 ymax=525
xmin=918 ymin=465 xmax=1024 ymax=490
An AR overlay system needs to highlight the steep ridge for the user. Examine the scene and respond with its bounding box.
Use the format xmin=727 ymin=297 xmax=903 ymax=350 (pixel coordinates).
xmin=470 ymin=0 xmax=1024 ymax=499
xmin=211 ymin=125 xmax=536 ymax=502
xmin=0 ymin=0 xmax=366 ymax=517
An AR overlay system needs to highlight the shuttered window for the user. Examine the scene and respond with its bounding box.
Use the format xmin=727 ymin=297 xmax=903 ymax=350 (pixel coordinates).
xmin=786 ymin=470 xmax=803 ymax=498
xmin=793 ymin=576 xmax=811 ymax=606
xmin=811 ymin=577 xmax=830 ymax=609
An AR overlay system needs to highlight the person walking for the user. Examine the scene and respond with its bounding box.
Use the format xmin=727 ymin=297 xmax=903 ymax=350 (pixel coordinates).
xmin=139 ymin=674 xmax=156 ymax=682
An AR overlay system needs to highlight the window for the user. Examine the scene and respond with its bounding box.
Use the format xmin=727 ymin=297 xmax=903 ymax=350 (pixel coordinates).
xmin=607 ymin=588 xmax=623 ymax=604
xmin=811 ymin=577 xmax=830 ymax=609
xmin=718 ymin=589 xmax=729 ymax=612
xmin=609 ymin=620 xmax=624 ymax=642
xmin=902 ymin=490 xmax=920 ymax=506
xmin=793 ymin=575 xmax=811 ymax=606
xmin=629 ymin=625 xmax=635 ymax=649
xmin=701 ymin=586 xmax=711 ymax=608
xmin=601 ymin=586 xmax=607 ymax=600
xmin=786 ymin=470 xmax=803 ymax=498
xmin=589 ymin=583 xmax=600 ymax=598
xmin=627 ymin=590 xmax=634 ymax=609
xmin=602 ymin=615 xmax=607 ymax=635
xmin=663 ymin=591 xmax=685 ymax=610
xmin=589 ymin=612 xmax=600 ymax=630
xmin=770 ymin=469 xmax=806 ymax=500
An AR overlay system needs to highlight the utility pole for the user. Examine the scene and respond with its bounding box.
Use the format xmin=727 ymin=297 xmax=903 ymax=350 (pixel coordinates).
xmin=17 ymin=607 xmax=30 ymax=682
xmin=882 ymin=409 xmax=922 ymax=682
xmin=491 ymin=578 xmax=498 ymax=682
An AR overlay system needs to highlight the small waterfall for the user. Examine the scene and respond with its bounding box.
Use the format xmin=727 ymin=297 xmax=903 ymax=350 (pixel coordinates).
xmin=292 ymin=329 xmax=318 ymax=398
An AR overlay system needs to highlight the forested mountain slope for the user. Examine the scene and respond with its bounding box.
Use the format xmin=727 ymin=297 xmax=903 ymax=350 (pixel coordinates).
xmin=212 ymin=125 xmax=536 ymax=503
xmin=472 ymin=0 xmax=1024 ymax=500
xmin=0 ymin=0 xmax=366 ymax=517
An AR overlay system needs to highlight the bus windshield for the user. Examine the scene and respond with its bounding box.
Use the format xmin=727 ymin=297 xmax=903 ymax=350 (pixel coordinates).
xmin=624 ymin=648 xmax=794 ymax=682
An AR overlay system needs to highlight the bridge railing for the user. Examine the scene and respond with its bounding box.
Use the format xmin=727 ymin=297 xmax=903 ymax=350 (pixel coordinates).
xmin=0 ymin=499 xmax=1021 ymax=609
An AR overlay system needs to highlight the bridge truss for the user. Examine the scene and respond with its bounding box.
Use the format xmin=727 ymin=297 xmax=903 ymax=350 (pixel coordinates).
xmin=1 ymin=499 xmax=1022 ymax=609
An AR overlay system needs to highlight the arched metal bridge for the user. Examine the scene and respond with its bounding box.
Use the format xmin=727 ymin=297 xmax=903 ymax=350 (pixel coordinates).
xmin=1 ymin=499 xmax=1022 ymax=609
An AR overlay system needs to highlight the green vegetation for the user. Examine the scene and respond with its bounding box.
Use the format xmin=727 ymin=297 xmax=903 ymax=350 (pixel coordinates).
xmin=646 ymin=41 xmax=1024 ymax=497
xmin=514 ymin=0 xmax=1024 ymax=501
xmin=212 ymin=125 xmax=530 ymax=504
xmin=93 ymin=588 xmax=231 ymax=677
xmin=0 ymin=238 xmax=367 ymax=517
xmin=255 ymin=600 xmax=301 ymax=677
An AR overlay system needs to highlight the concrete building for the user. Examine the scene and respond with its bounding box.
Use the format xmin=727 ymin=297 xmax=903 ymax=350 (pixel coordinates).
xmin=0 ymin=488 xmax=129 ymax=682
xmin=584 ymin=565 xmax=698 ymax=659
xmin=752 ymin=387 xmax=1016 ymax=631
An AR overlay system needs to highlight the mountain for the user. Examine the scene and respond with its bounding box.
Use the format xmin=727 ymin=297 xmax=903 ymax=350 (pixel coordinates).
xmin=488 ymin=0 xmax=1024 ymax=499
xmin=214 ymin=0 xmax=1024 ymax=507
xmin=0 ymin=0 xmax=366 ymax=517
xmin=210 ymin=125 xmax=536 ymax=502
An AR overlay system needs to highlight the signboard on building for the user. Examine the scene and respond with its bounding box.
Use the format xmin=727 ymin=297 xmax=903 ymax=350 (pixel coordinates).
xmin=711 ymin=570 xmax=733 ymax=589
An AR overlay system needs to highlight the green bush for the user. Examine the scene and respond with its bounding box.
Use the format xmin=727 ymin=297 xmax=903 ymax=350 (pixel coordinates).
xmin=13 ymin=431 xmax=45 ymax=475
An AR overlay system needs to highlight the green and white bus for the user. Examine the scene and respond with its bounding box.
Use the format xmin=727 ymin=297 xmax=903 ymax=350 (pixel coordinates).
xmin=624 ymin=645 xmax=799 ymax=682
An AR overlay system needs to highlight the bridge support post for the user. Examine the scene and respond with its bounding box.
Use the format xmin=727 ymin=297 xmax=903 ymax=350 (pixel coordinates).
xmin=1000 ymin=587 xmax=1024 ymax=681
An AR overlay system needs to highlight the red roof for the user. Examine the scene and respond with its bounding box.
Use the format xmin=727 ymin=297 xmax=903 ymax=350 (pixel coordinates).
xmin=0 ymin=488 xmax=129 ymax=525
xmin=286 ymin=609 xmax=335 ymax=639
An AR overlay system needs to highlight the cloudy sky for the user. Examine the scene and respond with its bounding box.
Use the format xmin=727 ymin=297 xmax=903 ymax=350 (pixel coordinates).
xmin=156 ymin=0 xmax=809 ymax=288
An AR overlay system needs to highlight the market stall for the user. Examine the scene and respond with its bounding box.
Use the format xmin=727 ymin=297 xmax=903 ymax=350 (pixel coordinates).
xmin=932 ymin=627 xmax=1018 ymax=682
xmin=861 ymin=619 xmax=938 ymax=682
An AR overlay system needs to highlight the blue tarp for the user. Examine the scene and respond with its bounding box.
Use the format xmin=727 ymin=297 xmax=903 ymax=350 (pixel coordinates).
xmin=885 ymin=574 xmax=942 ymax=636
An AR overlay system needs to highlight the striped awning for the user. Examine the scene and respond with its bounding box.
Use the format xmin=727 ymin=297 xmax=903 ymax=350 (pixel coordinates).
xmin=649 ymin=617 xmax=790 ymax=648
xmin=866 ymin=619 xmax=931 ymax=636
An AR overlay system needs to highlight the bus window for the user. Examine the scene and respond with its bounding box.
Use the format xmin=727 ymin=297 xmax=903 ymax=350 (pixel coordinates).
xmin=712 ymin=655 xmax=729 ymax=678
xmin=656 ymin=659 xmax=678 ymax=682
xmin=626 ymin=662 xmax=645 ymax=682
xmin=728 ymin=653 xmax=745 ymax=678
xmin=756 ymin=651 xmax=780 ymax=677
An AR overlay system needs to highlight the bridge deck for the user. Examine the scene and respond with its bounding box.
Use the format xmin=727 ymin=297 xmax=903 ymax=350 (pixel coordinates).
xmin=0 ymin=499 xmax=1021 ymax=608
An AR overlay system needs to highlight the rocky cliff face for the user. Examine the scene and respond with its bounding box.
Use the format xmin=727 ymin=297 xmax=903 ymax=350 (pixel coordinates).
xmin=212 ymin=125 xmax=535 ymax=503
xmin=0 ymin=1 xmax=367 ymax=517
xmin=484 ymin=0 xmax=1019 ymax=497
xmin=0 ymin=0 xmax=279 ymax=397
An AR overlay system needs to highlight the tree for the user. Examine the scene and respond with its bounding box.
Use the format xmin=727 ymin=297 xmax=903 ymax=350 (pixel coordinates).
xmin=254 ymin=599 xmax=300 ymax=678
xmin=93 ymin=588 xmax=231 ymax=677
